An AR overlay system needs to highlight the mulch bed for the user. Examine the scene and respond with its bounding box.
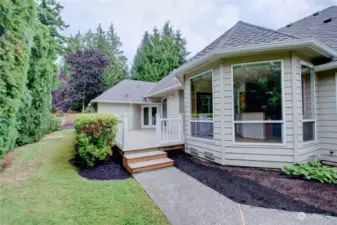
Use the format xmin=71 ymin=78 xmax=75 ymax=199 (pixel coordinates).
xmin=70 ymin=152 xmax=130 ymax=180
xmin=168 ymin=151 xmax=337 ymax=216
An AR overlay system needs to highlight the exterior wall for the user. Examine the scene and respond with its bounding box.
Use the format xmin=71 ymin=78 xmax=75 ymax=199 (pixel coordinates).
xmin=161 ymin=90 xmax=181 ymax=119
xmin=184 ymin=61 xmax=223 ymax=164
xmin=179 ymin=90 xmax=184 ymax=114
xmin=97 ymin=102 xmax=132 ymax=130
xmin=293 ymin=56 xmax=320 ymax=162
xmin=316 ymin=70 xmax=337 ymax=163
xmin=222 ymin=53 xmax=294 ymax=168
xmin=183 ymin=53 xmax=298 ymax=168
xmin=131 ymin=104 xmax=141 ymax=130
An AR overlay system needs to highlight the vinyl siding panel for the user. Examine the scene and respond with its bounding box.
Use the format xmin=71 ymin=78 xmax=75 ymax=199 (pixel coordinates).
xmin=316 ymin=70 xmax=337 ymax=163
xmin=97 ymin=102 xmax=132 ymax=130
xmin=131 ymin=104 xmax=141 ymax=130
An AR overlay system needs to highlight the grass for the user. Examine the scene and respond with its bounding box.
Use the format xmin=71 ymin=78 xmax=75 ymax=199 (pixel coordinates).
xmin=0 ymin=130 xmax=170 ymax=225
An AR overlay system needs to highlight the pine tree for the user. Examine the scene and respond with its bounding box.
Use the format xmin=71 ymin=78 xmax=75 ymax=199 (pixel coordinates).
xmin=131 ymin=21 xmax=189 ymax=82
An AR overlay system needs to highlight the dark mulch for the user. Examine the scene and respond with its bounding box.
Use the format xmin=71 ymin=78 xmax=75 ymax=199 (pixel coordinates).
xmin=70 ymin=152 xmax=130 ymax=180
xmin=168 ymin=151 xmax=337 ymax=216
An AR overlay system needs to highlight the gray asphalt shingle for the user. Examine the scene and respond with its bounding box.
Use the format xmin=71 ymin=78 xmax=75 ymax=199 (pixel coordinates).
xmin=92 ymin=79 xmax=156 ymax=103
xmin=278 ymin=6 xmax=337 ymax=53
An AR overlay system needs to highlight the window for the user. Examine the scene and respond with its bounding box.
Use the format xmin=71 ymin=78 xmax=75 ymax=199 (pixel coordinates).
xmin=190 ymin=71 xmax=213 ymax=139
xmin=301 ymin=65 xmax=316 ymax=142
xmin=233 ymin=61 xmax=283 ymax=144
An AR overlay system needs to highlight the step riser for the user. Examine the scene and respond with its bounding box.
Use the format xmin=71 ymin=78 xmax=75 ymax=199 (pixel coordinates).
xmin=125 ymin=154 xmax=167 ymax=164
xmin=128 ymin=162 xmax=174 ymax=173
xmin=123 ymin=144 xmax=184 ymax=155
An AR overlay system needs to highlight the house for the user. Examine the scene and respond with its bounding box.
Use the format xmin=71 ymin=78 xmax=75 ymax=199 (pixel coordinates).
xmin=91 ymin=6 xmax=337 ymax=172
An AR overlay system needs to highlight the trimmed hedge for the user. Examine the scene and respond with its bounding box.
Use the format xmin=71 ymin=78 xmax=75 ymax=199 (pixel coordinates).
xmin=75 ymin=114 xmax=118 ymax=167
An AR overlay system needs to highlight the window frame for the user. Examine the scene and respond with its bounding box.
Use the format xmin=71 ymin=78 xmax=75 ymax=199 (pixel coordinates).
xmin=231 ymin=60 xmax=286 ymax=146
xmin=188 ymin=69 xmax=215 ymax=141
xmin=301 ymin=62 xmax=316 ymax=145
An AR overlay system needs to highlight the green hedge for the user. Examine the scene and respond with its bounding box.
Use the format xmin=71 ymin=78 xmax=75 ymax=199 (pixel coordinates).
xmin=0 ymin=0 xmax=36 ymax=159
xmin=75 ymin=114 xmax=118 ymax=167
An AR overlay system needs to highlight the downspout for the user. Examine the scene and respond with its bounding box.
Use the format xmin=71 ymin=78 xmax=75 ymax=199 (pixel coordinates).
xmin=291 ymin=52 xmax=299 ymax=163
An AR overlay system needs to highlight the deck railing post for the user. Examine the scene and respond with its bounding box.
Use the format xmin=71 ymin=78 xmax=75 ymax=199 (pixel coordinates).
xmin=156 ymin=114 xmax=161 ymax=145
xmin=122 ymin=114 xmax=128 ymax=147
xmin=179 ymin=113 xmax=184 ymax=142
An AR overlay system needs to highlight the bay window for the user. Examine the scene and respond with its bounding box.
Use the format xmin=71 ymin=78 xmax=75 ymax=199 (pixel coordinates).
xmin=233 ymin=61 xmax=284 ymax=144
xmin=190 ymin=71 xmax=213 ymax=139
xmin=301 ymin=65 xmax=316 ymax=142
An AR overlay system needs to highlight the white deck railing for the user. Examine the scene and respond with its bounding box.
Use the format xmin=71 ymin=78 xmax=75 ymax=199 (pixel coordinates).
xmin=156 ymin=114 xmax=184 ymax=145
xmin=115 ymin=114 xmax=128 ymax=149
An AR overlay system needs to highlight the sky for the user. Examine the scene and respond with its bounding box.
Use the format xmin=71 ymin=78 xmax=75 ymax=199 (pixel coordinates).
xmin=59 ymin=0 xmax=337 ymax=66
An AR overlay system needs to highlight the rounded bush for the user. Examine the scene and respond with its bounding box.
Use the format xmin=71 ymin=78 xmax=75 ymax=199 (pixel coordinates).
xmin=75 ymin=114 xmax=118 ymax=167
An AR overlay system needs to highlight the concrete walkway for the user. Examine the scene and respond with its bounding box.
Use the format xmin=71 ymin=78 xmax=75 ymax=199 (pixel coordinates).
xmin=134 ymin=167 xmax=337 ymax=225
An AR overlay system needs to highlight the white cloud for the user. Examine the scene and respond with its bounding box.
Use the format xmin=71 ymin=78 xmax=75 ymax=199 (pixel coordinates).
xmin=59 ymin=0 xmax=335 ymax=65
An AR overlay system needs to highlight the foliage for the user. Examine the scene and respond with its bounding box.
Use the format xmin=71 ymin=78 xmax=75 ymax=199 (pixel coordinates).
xmin=282 ymin=161 xmax=337 ymax=184
xmin=0 ymin=130 xmax=170 ymax=225
xmin=74 ymin=114 xmax=118 ymax=167
xmin=0 ymin=0 xmax=36 ymax=157
xmin=46 ymin=114 xmax=61 ymax=133
xmin=131 ymin=21 xmax=189 ymax=82
xmin=82 ymin=107 xmax=91 ymax=113
xmin=53 ymin=49 xmax=109 ymax=112
xmin=16 ymin=0 xmax=67 ymax=146
xmin=65 ymin=23 xmax=128 ymax=88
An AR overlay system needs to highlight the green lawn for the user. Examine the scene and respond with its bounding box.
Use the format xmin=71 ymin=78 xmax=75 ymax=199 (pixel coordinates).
xmin=0 ymin=130 xmax=170 ymax=225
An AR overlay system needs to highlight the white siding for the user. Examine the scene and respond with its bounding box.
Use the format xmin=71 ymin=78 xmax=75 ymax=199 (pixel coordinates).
xmin=97 ymin=102 xmax=132 ymax=130
xmin=131 ymin=104 xmax=141 ymax=130
xmin=317 ymin=70 xmax=337 ymax=163
xmin=179 ymin=90 xmax=184 ymax=113
xmin=162 ymin=90 xmax=181 ymax=118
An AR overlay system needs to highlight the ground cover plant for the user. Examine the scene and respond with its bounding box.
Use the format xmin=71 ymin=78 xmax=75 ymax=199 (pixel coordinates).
xmin=282 ymin=161 xmax=337 ymax=184
xmin=75 ymin=114 xmax=118 ymax=167
xmin=0 ymin=130 xmax=169 ymax=225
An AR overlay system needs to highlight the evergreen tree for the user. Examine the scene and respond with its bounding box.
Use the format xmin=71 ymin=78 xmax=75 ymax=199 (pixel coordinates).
xmin=131 ymin=21 xmax=189 ymax=82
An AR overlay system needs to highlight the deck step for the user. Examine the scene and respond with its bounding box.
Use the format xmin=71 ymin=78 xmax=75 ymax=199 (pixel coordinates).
xmin=123 ymin=151 xmax=167 ymax=164
xmin=126 ymin=158 xmax=174 ymax=173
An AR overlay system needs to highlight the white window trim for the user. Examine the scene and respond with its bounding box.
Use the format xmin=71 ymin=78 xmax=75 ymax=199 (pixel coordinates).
xmin=231 ymin=60 xmax=286 ymax=146
xmin=141 ymin=105 xmax=158 ymax=128
xmin=161 ymin=98 xmax=167 ymax=119
xmin=188 ymin=69 xmax=215 ymax=141
xmin=301 ymin=62 xmax=317 ymax=145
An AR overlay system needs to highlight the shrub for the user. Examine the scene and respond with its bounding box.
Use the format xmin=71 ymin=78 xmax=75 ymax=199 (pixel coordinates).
xmin=282 ymin=161 xmax=337 ymax=184
xmin=46 ymin=115 xmax=61 ymax=133
xmin=75 ymin=114 xmax=118 ymax=167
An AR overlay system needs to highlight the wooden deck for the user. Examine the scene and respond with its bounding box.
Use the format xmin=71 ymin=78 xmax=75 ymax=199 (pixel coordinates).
xmin=116 ymin=129 xmax=184 ymax=153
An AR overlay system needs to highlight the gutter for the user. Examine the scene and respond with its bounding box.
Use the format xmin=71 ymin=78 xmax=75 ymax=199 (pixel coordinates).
xmin=174 ymin=39 xmax=337 ymax=79
xmin=314 ymin=61 xmax=337 ymax=72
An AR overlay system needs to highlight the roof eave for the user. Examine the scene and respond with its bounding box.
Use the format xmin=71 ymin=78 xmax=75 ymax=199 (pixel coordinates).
xmin=146 ymin=83 xmax=183 ymax=98
xmin=314 ymin=61 xmax=337 ymax=72
xmin=175 ymin=39 xmax=337 ymax=80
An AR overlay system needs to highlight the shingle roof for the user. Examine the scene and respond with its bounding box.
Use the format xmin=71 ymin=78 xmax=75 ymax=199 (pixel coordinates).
xmin=189 ymin=21 xmax=299 ymax=62
xmin=278 ymin=6 xmax=337 ymax=53
xmin=146 ymin=72 xmax=182 ymax=96
xmin=92 ymin=80 xmax=156 ymax=103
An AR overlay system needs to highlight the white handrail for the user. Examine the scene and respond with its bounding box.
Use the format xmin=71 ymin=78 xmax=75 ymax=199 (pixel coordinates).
xmin=156 ymin=113 xmax=183 ymax=145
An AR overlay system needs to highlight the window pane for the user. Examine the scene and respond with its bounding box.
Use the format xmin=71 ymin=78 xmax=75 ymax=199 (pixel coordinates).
xmin=235 ymin=123 xmax=282 ymax=143
xmin=144 ymin=107 xmax=149 ymax=125
xmin=190 ymin=121 xmax=213 ymax=139
xmin=152 ymin=107 xmax=157 ymax=125
xmin=303 ymin=121 xmax=315 ymax=142
xmin=162 ymin=99 xmax=167 ymax=118
xmin=301 ymin=65 xmax=314 ymax=120
xmin=233 ymin=61 xmax=282 ymax=121
xmin=191 ymin=71 xmax=213 ymax=120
